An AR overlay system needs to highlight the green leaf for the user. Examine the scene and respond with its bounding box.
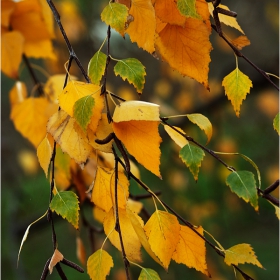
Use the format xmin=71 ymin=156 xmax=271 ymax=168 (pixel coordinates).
xmin=273 ymin=112 xmax=279 ymax=134
xmin=114 ymin=58 xmax=146 ymax=94
xmin=138 ymin=268 xmax=161 ymax=280
xmin=73 ymin=95 xmax=95 ymax=132
xmin=87 ymin=249 xmax=114 ymax=280
xmin=226 ymin=171 xmax=258 ymax=211
xmin=50 ymin=191 xmax=80 ymax=229
xmin=187 ymin=113 xmax=212 ymax=144
xmin=88 ymin=51 xmax=107 ymax=85
xmin=177 ymin=0 xmax=201 ymax=19
xmin=101 ymin=3 xmax=128 ymax=36
xmin=179 ymin=143 xmax=205 ymax=181
xmin=222 ymin=67 xmax=253 ymax=117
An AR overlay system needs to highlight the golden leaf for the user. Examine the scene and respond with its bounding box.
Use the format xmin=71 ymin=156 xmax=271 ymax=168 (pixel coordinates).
xmin=164 ymin=125 xmax=188 ymax=148
xmin=91 ymin=167 xmax=129 ymax=212
xmin=1 ymin=0 xmax=16 ymax=28
xmin=47 ymin=110 xmax=93 ymax=166
xmin=231 ymin=35 xmax=251 ymax=50
xmin=172 ymin=226 xmax=210 ymax=276
xmin=224 ymin=244 xmax=263 ymax=268
xmin=103 ymin=207 xmax=142 ymax=262
xmin=1 ymin=31 xmax=24 ymax=79
xmin=10 ymin=97 xmax=58 ymax=147
xmin=144 ymin=210 xmax=180 ymax=269
xmin=125 ymin=0 xmax=156 ymax=53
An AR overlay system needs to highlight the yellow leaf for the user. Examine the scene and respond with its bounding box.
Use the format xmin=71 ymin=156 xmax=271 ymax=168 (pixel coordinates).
xmin=231 ymin=35 xmax=250 ymax=50
xmin=224 ymin=244 xmax=263 ymax=268
xmin=59 ymin=81 xmax=100 ymax=116
xmin=1 ymin=31 xmax=24 ymax=79
xmin=93 ymin=206 xmax=106 ymax=224
xmin=49 ymin=249 xmax=64 ymax=274
xmin=127 ymin=199 xmax=143 ymax=214
xmin=9 ymin=81 xmax=28 ymax=109
xmin=172 ymin=226 xmax=210 ymax=276
xmin=144 ymin=210 xmax=180 ymax=269
xmin=103 ymin=207 xmax=142 ymax=262
xmin=164 ymin=125 xmax=188 ymax=148
xmin=154 ymin=0 xmax=186 ymax=26
xmin=47 ymin=110 xmax=93 ymax=166
xmin=113 ymin=101 xmax=160 ymax=122
xmin=10 ymin=97 xmax=58 ymax=147
xmin=88 ymin=114 xmax=114 ymax=153
xmin=113 ymin=120 xmax=162 ymax=177
xmin=24 ymin=39 xmax=56 ymax=60
xmin=37 ymin=134 xmax=54 ymax=177
xmin=222 ymin=67 xmax=253 ymax=117
xmin=87 ymin=249 xmax=114 ymax=280
xmin=208 ymin=3 xmax=244 ymax=34
xmin=1 ymin=0 xmax=16 ymax=28
xmin=91 ymin=167 xmax=129 ymax=212
xmin=155 ymin=19 xmax=212 ymax=88
xmin=126 ymin=207 xmax=162 ymax=267
xmin=125 ymin=0 xmax=156 ymax=53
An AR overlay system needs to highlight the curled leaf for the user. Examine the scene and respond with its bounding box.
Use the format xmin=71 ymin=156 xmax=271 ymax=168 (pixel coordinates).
xmin=49 ymin=249 xmax=64 ymax=274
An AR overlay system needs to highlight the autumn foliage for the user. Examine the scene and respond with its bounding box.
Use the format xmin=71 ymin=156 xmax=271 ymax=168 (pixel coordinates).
xmin=1 ymin=0 xmax=279 ymax=279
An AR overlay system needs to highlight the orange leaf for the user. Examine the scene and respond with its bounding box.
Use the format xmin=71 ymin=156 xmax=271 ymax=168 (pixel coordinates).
xmin=49 ymin=249 xmax=64 ymax=274
xmin=231 ymin=35 xmax=251 ymax=50
xmin=47 ymin=110 xmax=93 ymax=166
xmin=125 ymin=0 xmax=156 ymax=53
xmin=10 ymin=97 xmax=58 ymax=147
xmin=172 ymin=226 xmax=210 ymax=276
xmin=1 ymin=31 xmax=24 ymax=79
xmin=1 ymin=0 xmax=15 ymax=27
xmin=154 ymin=0 xmax=186 ymax=26
xmin=144 ymin=210 xmax=180 ymax=269
xmin=91 ymin=167 xmax=129 ymax=212
xmin=113 ymin=120 xmax=162 ymax=177
xmin=156 ymin=19 xmax=212 ymax=88
xmin=103 ymin=207 xmax=142 ymax=262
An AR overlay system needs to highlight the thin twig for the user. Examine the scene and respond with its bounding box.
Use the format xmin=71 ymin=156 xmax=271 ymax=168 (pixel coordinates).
xmin=40 ymin=258 xmax=51 ymax=280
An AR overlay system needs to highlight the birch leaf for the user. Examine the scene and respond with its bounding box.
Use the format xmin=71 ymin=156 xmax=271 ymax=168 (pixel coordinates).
xmin=177 ymin=0 xmax=201 ymax=19
xmin=114 ymin=58 xmax=146 ymax=94
xmin=226 ymin=171 xmax=258 ymax=211
xmin=224 ymin=244 xmax=263 ymax=268
xmin=88 ymin=51 xmax=107 ymax=86
xmin=49 ymin=249 xmax=64 ymax=274
xmin=164 ymin=125 xmax=188 ymax=148
xmin=172 ymin=226 xmax=210 ymax=276
xmin=87 ymin=249 xmax=114 ymax=280
xmin=179 ymin=143 xmax=205 ymax=181
xmin=138 ymin=268 xmax=161 ymax=280
xmin=50 ymin=191 xmax=80 ymax=229
xmin=144 ymin=210 xmax=180 ymax=269
xmin=222 ymin=67 xmax=253 ymax=117
xmin=37 ymin=134 xmax=53 ymax=177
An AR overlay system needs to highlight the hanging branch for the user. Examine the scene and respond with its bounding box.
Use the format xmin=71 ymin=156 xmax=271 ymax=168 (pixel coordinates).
xmin=211 ymin=3 xmax=279 ymax=91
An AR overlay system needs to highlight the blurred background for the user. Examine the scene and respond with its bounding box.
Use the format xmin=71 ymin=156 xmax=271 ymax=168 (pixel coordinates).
xmin=1 ymin=0 xmax=279 ymax=279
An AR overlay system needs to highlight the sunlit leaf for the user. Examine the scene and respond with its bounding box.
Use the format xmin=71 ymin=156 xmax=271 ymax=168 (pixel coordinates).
xmin=88 ymin=51 xmax=107 ymax=86
xmin=1 ymin=31 xmax=24 ymax=79
xmin=10 ymin=97 xmax=58 ymax=147
xmin=37 ymin=134 xmax=53 ymax=177
xmin=154 ymin=0 xmax=186 ymax=26
xmin=58 ymin=81 xmax=100 ymax=117
xmin=101 ymin=2 xmax=129 ymax=36
xmin=273 ymin=113 xmax=279 ymax=134
xmin=226 ymin=171 xmax=258 ymax=211
xmin=114 ymin=58 xmax=146 ymax=94
xmin=179 ymin=143 xmax=205 ymax=181
xmin=222 ymin=67 xmax=253 ymax=117
xmin=126 ymin=207 xmax=162 ymax=267
xmin=49 ymin=249 xmax=64 ymax=274
xmin=138 ymin=268 xmax=161 ymax=280
xmin=47 ymin=110 xmax=93 ymax=166
xmin=87 ymin=249 xmax=114 ymax=280
xmin=224 ymin=244 xmax=263 ymax=268
xmin=125 ymin=0 xmax=156 ymax=53
xmin=73 ymin=95 xmax=95 ymax=132
xmin=50 ymin=191 xmax=80 ymax=229
xmin=187 ymin=113 xmax=212 ymax=144
xmin=103 ymin=207 xmax=142 ymax=262
xmin=177 ymin=0 xmax=201 ymax=19
xmin=144 ymin=210 xmax=180 ymax=269
xmin=172 ymin=226 xmax=210 ymax=276
xmin=164 ymin=125 xmax=188 ymax=148
xmin=91 ymin=167 xmax=129 ymax=212
xmin=208 ymin=3 xmax=244 ymax=34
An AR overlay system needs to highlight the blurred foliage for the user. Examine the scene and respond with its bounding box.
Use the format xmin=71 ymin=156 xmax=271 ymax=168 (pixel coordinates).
xmin=1 ymin=0 xmax=279 ymax=279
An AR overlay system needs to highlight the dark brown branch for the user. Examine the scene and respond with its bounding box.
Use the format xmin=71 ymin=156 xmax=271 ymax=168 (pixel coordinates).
xmin=263 ymin=179 xmax=279 ymax=195
xmin=55 ymin=263 xmax=67 ymax=280
xmin=40 ymin=258 xmax=51 ymax=280
xmin=61 ymin=258 xmax=84 ymax=273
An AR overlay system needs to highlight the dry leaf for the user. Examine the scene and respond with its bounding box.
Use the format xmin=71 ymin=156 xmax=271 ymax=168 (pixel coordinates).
xmin=49 ymin=249 xmax=64 ymax=274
